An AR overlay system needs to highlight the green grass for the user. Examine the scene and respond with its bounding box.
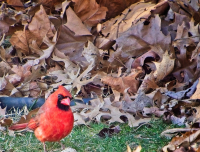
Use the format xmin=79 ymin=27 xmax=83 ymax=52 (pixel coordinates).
xmin=0 ymin=119 xmax=180 ymax=152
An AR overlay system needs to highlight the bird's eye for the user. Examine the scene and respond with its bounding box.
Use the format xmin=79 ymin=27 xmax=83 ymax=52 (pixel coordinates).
xmin=58 ymin=94 xmax=63 ymax=100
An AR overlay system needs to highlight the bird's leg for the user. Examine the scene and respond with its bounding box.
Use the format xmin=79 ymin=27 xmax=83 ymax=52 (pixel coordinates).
xmin=43 ymin=142 xmax=46 ymax=152
xmin=59 ymin=141 xmax=65 ymax=149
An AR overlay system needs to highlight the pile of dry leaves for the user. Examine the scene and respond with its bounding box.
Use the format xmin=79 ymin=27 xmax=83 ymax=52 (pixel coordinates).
xmin=1 ymin=0 xmax=200 ymax=151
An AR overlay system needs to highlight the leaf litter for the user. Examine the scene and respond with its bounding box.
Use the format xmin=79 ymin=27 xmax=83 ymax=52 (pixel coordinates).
xmin=1 ymin=0 xmax=200 ymax=151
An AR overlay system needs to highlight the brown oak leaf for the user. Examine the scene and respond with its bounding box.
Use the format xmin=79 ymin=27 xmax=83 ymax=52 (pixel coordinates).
xmin=101 ymin=68 xmax=143 ymax=94
xmin=72 ymin=0 xmax=108 ymax=27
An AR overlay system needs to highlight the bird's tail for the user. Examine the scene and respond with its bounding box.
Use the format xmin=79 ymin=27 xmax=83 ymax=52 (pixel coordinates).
xmin=9 ymin=123 xmax=28 ymax=130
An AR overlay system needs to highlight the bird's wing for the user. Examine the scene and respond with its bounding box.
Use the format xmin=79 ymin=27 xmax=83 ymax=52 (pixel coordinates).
xmin=27 ymin=118 xmax=39 ymax=130
xmin=27 ymin=103 xmax=47 ymax=130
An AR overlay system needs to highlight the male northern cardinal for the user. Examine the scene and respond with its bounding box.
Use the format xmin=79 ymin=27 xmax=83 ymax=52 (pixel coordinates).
xmin=9 ymin=86 xmax=74 ymax=152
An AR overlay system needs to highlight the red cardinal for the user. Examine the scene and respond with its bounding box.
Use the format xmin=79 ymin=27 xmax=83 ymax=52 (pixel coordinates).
xmin=9 ymin=86 xmax=74 ymax=152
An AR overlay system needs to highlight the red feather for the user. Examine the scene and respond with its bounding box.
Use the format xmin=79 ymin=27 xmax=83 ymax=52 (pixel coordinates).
xmin=9 ymin=123 xmax=28 ymax=130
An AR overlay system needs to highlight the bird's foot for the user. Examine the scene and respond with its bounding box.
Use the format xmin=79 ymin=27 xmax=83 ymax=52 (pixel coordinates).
xmin=43 ymin=142 xmax=47 ymax=152
xmin=59 ymin=141 xmax=65 ymax=149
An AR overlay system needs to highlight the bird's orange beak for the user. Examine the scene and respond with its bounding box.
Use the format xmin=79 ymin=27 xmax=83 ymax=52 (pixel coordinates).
xmin=61 ymin=97 xmax=71 ymax=106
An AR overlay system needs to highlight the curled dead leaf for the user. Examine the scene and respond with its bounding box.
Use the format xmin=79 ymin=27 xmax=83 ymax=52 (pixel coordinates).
xmin=72 ymin=0 xmax=108 ymax=27
xmin=101 ymin=68 xmax=143 ymax=94
xmin=97 ymin=125 xmax=121 ymax=138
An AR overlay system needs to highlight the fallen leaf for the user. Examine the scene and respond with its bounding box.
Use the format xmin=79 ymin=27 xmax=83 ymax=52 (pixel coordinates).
xmin=0 ymin=61 xmax=12 ymax=77
xmin=73 ymin=113 xmax=86 ymax=125
xmin=65 ymin=6 xmax=92 ymax=36
xmin=16 ymin=108 xmax=39 ymax=124
xmin=101 ymin=68 xmax=142 ymax=94
xmin=190 ymin=78 xmax=200 ymax=99
xmin=138 ymin=73 xmax=159 ymax=93
xmin=7 ymin=0 xmax=23 ymax=11
xmin=133 ymin=145 xmax=142 ymax=152
xmin=165 ymin=79 xmax=199 ymax=100
xmin=96 ymin=0 xmax=140 ymax=19
xmin=97 ymin=125 xmax=121 ymax=138
xmin=72 ymin=0 xmax=108 ymax=26
xmin=163 ymin=129 xmax=200 ymax=152
xmin=123 ymin=91 xmax=153 ymax=113
xmin=0 ymin=76 xmax=7 ymax=91
xmin=27 ymin=5 xmax=55 ymax=46
xmin=56 ymin=24 xmax=92 ymax=65
xmin=153 ymin=51 xmax=175 ymax=82
xmin=143 ymin=107 xmax=165 ymax=117
xmin=0 ymin=107 xmax=6 ymax=117
xmin=132 ymin=51 xmax=158 ymax=69
xmin=170 ymin=115 xmax=186 ymax=126
xmin=9 ymin=30 xmax=29 ymax=55
xmin=0 ymin=118 xmax=12 ymax=127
